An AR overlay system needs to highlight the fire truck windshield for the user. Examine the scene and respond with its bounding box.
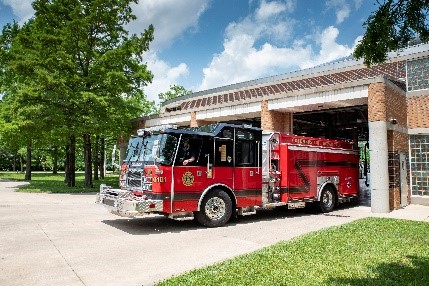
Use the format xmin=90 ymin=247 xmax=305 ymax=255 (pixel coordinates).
xmin=124 ymin=137 xmax=142 ymax=162
xmin=124 ymin=134 xmax=178 ymax=166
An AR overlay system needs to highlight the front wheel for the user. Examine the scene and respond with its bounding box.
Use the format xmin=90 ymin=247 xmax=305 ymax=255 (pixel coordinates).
xmin=318 ymin=185 xmax=336 ymax=213
xmin=195 ymin=189 xmax=232 ymax=227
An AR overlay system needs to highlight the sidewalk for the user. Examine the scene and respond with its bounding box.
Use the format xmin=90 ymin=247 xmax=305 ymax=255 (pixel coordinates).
xmin=329 ymin=203 xmax=429 ymax=223
xmin=370 ymin=204 xmax=429 ymax=222
xmin=0 ymin=179 xmax=427 ymax=286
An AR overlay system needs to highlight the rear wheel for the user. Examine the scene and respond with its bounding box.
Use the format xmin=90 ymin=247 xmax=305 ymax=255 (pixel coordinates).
xmin=195 ymin=189 xmax=232 ymax=227
xmin=318 ymin=185 xmax=336 ymax=212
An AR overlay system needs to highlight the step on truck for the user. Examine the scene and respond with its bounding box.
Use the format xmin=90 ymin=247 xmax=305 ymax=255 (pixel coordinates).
xmin=96 ymin=123 xmax=359 ymax=227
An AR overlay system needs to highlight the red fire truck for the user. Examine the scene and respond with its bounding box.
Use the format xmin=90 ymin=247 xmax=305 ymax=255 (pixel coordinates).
xmin=96 ymin=123 xmax=359 ymax=227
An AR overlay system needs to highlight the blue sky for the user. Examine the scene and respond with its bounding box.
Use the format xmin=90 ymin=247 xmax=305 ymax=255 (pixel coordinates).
xmin=0 ymin=0 xmax=377 ymax=103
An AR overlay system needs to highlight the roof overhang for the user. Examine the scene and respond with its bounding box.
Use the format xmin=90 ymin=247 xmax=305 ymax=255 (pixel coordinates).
xmin=269 ymin=85 xmax=368 ymax=113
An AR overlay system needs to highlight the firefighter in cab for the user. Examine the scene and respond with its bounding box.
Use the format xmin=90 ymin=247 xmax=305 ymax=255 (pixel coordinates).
xmin=182 ymin=140 xmax=196 ymax=165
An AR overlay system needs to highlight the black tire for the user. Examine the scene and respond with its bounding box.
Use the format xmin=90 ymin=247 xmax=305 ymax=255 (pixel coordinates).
xmin=195 ymin=189 xmax=232 ymax=227
xmin=318 ymin=185 xmax=336 ymax=213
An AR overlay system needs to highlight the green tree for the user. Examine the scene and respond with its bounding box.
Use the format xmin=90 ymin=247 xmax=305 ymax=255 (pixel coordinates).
xmin=0 ymin=0 xmax=155 ymax=187
xmin=354 ymin=0 xmax=429 ymax=66
xmin=156 ymin=85 xmax=192 ymax=114
xmin=0 ymin=100 xmax=21 ymax=171
xmin=0 ymin=22 xmax=41 ymax=180
xmin=159 ymin=85 xmax=193 ymax=104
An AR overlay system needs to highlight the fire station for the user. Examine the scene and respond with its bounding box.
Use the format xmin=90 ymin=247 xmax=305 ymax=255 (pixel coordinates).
xmin=130 ymin=43 xmax=429 ymax=213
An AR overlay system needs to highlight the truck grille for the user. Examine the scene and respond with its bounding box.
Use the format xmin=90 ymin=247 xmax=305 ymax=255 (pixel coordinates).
xmin=127 ymin=170 xmax=143 ymax=188
xmin=126 ymin=169 xmax=152 ymax=191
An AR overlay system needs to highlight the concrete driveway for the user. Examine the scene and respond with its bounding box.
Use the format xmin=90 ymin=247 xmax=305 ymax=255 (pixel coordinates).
xmin=0 ymin=180 xmax=427 ymax=286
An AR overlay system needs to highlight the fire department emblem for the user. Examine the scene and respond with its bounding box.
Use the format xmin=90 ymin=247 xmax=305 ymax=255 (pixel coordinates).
xmin=182 ymin=171 xmax=194 ymax=187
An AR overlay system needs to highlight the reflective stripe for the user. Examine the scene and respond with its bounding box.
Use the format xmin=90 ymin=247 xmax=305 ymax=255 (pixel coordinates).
xmin=288 ymin=145 xmax=357 ymax=155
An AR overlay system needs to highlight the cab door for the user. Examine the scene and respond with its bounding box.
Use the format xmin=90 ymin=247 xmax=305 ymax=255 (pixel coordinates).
xmin=234 ymin=129 xmax=262 ymax=206
xmin=171 ymin=135 xmax=207 ymax=211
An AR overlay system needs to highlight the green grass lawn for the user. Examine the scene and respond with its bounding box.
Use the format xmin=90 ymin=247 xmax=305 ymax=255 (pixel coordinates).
xmin=0 ymin=171 xmax=118 ymax=193
xmin=156 ymin=218 xmax=429 ymax=286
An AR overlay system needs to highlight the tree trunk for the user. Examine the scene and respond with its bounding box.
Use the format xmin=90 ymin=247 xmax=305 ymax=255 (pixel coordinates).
xmin=25 ymin=141 xmax=31 ymax=180
xmin=100 ymin=137 xmax=105 ymax=179
xmin=66 ymin=135 xmax=76 ymax=187
xmin=52 ymin=146 xmax=58 ymax=174
xmin=64 ymin=144 xmax=68 ymax=183
xmin=83 ymin=133 xmax=93 ymax=188
xmin=13 ymin=153 xmax=16 ymax=172
xmin=93 ymin=135 xmax=99 ymax=181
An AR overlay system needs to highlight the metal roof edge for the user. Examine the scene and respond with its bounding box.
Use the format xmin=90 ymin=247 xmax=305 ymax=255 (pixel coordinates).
xmin=162 ymin=42 xmax=429 ymax=107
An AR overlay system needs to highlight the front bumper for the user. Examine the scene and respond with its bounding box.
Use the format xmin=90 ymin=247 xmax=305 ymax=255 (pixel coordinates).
xmin=96 ymin=184 xmax=163 ymax=217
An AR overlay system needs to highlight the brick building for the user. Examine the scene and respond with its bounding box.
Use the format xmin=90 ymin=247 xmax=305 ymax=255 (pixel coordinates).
xmin=134 ymin=43 xmax=429 ymax=211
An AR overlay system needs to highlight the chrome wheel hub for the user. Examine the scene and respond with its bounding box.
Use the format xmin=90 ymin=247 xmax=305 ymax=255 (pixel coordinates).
xmin=205 ymin=197 xmax=226 ymax=220
xmin=322 ymin=191 xmax=333 ymax=208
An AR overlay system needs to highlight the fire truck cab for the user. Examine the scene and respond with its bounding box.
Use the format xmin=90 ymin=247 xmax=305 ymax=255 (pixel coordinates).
xmin=96 ymin=123 xmax=359 ymax=227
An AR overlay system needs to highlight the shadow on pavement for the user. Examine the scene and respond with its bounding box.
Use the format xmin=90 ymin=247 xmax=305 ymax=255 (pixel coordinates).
xmin=102 ymin=215 xmax=200 ymax=235
xmin=0 ymin=180 xmax=31 ymax=189
xmin=102 ymin=202 xmax=364 ymax=235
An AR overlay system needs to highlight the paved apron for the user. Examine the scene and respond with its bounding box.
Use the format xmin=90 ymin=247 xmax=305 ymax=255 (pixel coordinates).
xmin=0 ymin=180 xmax=427 ymax=286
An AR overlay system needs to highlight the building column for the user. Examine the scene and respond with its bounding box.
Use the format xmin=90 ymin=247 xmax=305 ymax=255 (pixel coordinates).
xmin=368 ymin=81 xmax=390 ymax=212
xmin=260 ymin=100 xmax=292 ymax=133
xmin=190 ymin=111 xmax=212 ymax=127
xmin=368 ymin=121 xmax=390 ymax=213
xmin=368 ymin=79 xmax=408 ymax=212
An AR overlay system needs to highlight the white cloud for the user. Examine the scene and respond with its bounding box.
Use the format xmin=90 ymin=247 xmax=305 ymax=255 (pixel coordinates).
xmin=326 ymin=0 xmax=351 ymax=24
xmin=255 ymin=0 xmax=295 ymax=21
xmin=199 ymin=0 xmax=357 ymax=92
xmin=128 ymin=0 xmax=211 ymax=49
xmin=336 ymin=7 xmax=350 ymax=24
xmin=226 ymin=0 xmax=295 ymax=44
xmin=2 ymin=0 xmax=34 ymax=24
xmin=246 ymin=43 xmax=312 ymax=71
xmin=200 ymin=34 xmax=313 ymax=90
xmin=301 ymin=26 xmax=354 ymax=68
xmin=143 ymin=52 xmax=189 ymax=103
xmin=128 ymin=1 xmax=211 ymax=103
xmin=2 ymin=0 xmax=211 ymax=49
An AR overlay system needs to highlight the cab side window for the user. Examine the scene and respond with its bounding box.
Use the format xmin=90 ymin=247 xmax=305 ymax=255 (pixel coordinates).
xmin=175 ymin=136 xmax=203 ymax=166
xmin=189 ymin=138 xmax=203 ymax=166
xmin=235 ymin=130 xmax=256 ymax=167
xmin=199 ymin=137 xmax=213 ymax=165
xmin=214 ymin=128 xmax=233 ymax=166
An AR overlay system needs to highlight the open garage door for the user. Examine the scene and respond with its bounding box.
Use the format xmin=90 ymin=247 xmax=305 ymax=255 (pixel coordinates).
xmin=293 ymin=105 xmax=371 ymax=205
xmin=293 ymin=105 xmax=368 ymax=142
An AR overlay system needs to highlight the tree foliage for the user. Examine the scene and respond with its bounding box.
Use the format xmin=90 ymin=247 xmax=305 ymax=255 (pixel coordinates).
xmin=0 ymin=0 xmax=155 ymax=186
xmin=354 ymin=0 xmax=429 ymax=66
xmin=158 ymin=85 xmax=193 ymax=104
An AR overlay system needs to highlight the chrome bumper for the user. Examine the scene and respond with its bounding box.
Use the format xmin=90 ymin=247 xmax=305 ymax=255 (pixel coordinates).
xmin=96 ymin=184 xmax=163 ymax=217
